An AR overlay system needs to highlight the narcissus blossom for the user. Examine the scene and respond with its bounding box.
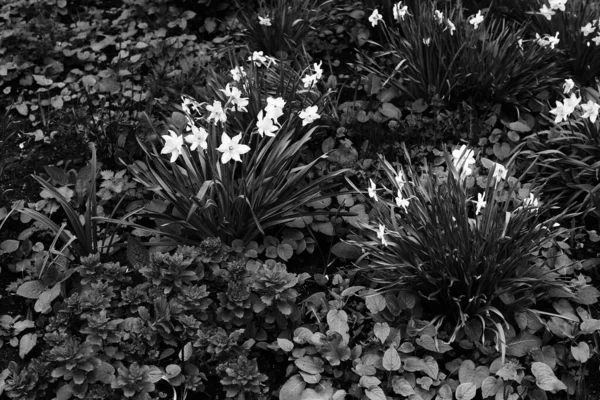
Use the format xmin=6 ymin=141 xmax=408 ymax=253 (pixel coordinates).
xmin=434 ymin=9 xmax=443 ymax=24
xmin=216 ymin=133 xmax=251 ymax=164
xmin=377 ymin=224 xmax=387 ymax=246
xmin=230 ymin=66 xmax=246 ymax=82
xmin=298 ymin=105 xmax=320 ymax=126
xmin=206 ymin=100 xmax=227 ymax=125
xmin=395 ymin=191 xmax=410 ymax=211
xmin=369 ymin=9 xmax=383 ymax=27
xmin=581 ymin=22 xmax=595 ymax=36
xmin=474 ymin=192 xmax=486 ymax=215
xmin=393 ymin=2 xmax=409 ymax=21
xmin=220 ymin=84 xmax=248 ymax=112
xmin=255 ymin=110 xmax=279 ymax=137
xmin=562 ymin=78 xmax=574 ymax=94
xmin=548 ymin=0 xmax=567 ymax=11
xmin=265 ymin=97 xmax=285 ymax=121
xmin=580 ymin=100 xmax=600 ymax=123
xmin=258 ymin=15 xmax=272 ymax=26
xmin=491 ymin=163 xmax=508 ymax=181
xmin=539 ymin=4 xmax=555 ymax=20
xmin=469 ymin=10 xmax=484 ymax=29
xmin=161 ymin=130 xmax=184 ymax=163
xmin=185 ymin=125 xmax=208 ymax=151
xmin=368 ymin=179 xmax=378 ymax=201
xmin=445 ymin=19 xmax=456 ymax=35
xmin=452 ymin=145 xmax=476 ymax=176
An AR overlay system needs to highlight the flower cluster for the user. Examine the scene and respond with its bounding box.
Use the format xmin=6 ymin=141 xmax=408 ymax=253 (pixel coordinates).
xmin=550 ymin=91 xmax=599 ymax=123
xmin=160 ymin=64 xmax=324 ymax=164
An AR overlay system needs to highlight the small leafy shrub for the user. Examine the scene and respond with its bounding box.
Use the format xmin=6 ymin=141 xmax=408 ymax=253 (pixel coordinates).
xmin=0 ymin=238 xmax=309 ymax=400
xmin=348 ymin=145 xmax=588 ymax=351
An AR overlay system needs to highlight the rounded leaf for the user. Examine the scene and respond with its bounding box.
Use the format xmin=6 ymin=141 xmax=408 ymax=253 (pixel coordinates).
xmin=382 ymin=347 xmax=401 ymax=371
xmin=279 ymin=375 xmax=306 ymax=400
xmin=455 ymin=382 xmax=477 ymax=400
xmin=373 ymin=322 xmax=390 ymax=344
xmin=0 ymin=240 xmax=20 ymax=254
xmin=19 ymin=333 xmax=37 ymax=359
xmin=531 ymin=362 xmax=567 ymax=393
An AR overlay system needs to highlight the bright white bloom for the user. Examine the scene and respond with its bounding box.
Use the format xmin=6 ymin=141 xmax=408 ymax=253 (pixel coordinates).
xmin=368 ymin=179 xmax=378 ymax=201
xmin=547 ymin=31 xmax=560 ymax=49
xmin=313 ymin=61 xmax=323 ymax=80
xmin=220 ymin=84 xmax=248 ymax=112
xmin=452 ymin=145 xmax=476 ymax=176
xmin=395 ymin=191 xmax=410 ymax=211
xmin=395 ymin=172 xmax=406 ymax=189
xmin=434 ymin=9 xmax=443 ymax=24
xmin=181 ymin=96 xmax=202 ymax=115
xmin=299 ymin=105 xmax=320 ymax=126
xmin=580 ymin=100 xmax=600 ymax=123
xmin=265 ymin=97 xmax=285 ymax=121
xmin=161 ymin=130 xmax=184 ymax=163
xmin=393 ymin=2 xmax=409 ymax=21
xmin=564 ymin=93 xmax=581 ymax=111
xmin=518 ymin=39 xmax=524 ymax=49
xmin=377 ymin=224 xmax=387 ymax=246
xmin=550 ymin=100 xmax=572 ymax=123
xmin=258 ymin=15 xmax=272 ymax=26
xmin=302 ymin=73 xmax=319 ymax=89
xmin=581 ymin=22 xmax=595 ymax=36
xmin=445 ymin=19 xmax=456 ymax=35
xmin=491 ymin=163 xmax=508 ymax=181
xmin=230 ymin=66 xmax=246 ymax=82
xmin=185 ymin=125 xmax=208 ymax=151
xmin=593 ymin=34 xmax=600 ymax=46
xmin=523 ymin=193 xmax=540 ymax=210
xmin=469 ymin=10 xmax=484 ymax=29
xmin=474 ymin=192 xmax=486 ymax=215
xmin=423 ymin=37 xmax=431 ymax=45
xmin=206 ymin=100 xmax=227 ymax=125
xmin=548 ymin=0 xmax=567 ymax=11
xmin=562 ymin=78 xmax=575 ymax=94
xmin=216 ymin=132 xmax=251 ymax=164
xmin=539 ymin=4 xmax=555 ymax=20
xmin=369 ymin=9 xmax=383 ymax=27
xmin=255 ymin=110 xmax=279 ymax=137
xmin=248 ymin=51 xmax=270 ymax=67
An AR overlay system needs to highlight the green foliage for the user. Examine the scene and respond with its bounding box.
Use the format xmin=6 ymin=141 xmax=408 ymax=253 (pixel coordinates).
xmin=236 ymin=0 xmax=332 ymax=61
xmin=528 ymin=0 xmax=600 ymax=86
xmin=348 ymin=146 xmax=585 ymax=348
xmin=123 ymin=59 xmax=349 ymax=243
xmin=358 ymin=0 xmax=564 ymax=108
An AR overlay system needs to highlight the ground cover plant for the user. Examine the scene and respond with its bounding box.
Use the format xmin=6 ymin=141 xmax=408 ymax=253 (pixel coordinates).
xmin=0 ymin=0 xmax=600 ymax=400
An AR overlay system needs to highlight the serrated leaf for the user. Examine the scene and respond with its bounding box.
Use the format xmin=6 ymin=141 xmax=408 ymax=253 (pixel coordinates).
xmin=392 ymin=376 xmax=415 ymax=396
xmin=299 ymin=371 xmax=320 ymax=384
xmin=277 ymin=338 xmax=294 ymax=352
xmin=340 ymin=286 xmax=365 ymax=297
xmin=436 ymin=384 xmax=453 ymax=400
xmin=277 ymin=244 xmax=294 ymax=261
xmin=481 ymin=376 xmax=503 ymax=398
xmin=379 ymin=102 xmax=401 ymax=119
xmin=573 ymin=285 xmax=600 ymax=305
xmin=364 ymin=386 xmax=386 ymax=400
xmin=382 ymin=347 xmax=401 ymax=371
xmin=359 ymin=376 xmax=381 ymax=388
xmin=373 ymin=322 xmax=390 ymax=344
xmin=571 ymin=342 xmax=590 ymax=363
xmin=19 ymin=333 xmax=37 ymax=359
xmin=531 ymin=362 xmax=567 ymax=393
xmin=34 ymin=283 xmax=61 ymax=314
xmin=455 ymin=383 xmax=477 ymax=400
xmin=506 ymin=332 xmax=541 ymax=357
xmin=16 ymin=280 xmax=45 ymax=299
xmin=365 ymin=291 xmax=386 ymax=314
xmin=279 ymin=375 xmax=306 ymax=400
xmin=459 ymin=359 xmax=489 ymax=388
xmin=327 ymin=310 xmax=350 ymax=344
xmin=127 ymin=236 xmax=149 ymax=268
xmin=295 ymin=356 xmax=324 ymax=374
xmin=416 ymin=335 xmax=452 ymax=353
xmin=44 ymin=166 xmax=69 ymax=185
xmin=531 ymin=346 xmax=557 ymax=369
